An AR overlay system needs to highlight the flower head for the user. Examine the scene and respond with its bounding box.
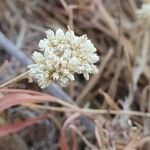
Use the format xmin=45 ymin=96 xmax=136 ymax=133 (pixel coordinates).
xmin=28 ymin=28 xmax=99 ymax=88
xmin=137 ymin=3 xmax=150 ymax=27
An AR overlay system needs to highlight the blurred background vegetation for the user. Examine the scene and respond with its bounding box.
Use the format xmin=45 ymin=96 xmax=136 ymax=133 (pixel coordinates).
xmin=0 ymin=0 xmax=150 ymax=149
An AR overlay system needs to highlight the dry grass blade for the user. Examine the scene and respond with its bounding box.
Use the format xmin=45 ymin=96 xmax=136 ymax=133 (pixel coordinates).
xmin=0 ymin=89 xmax=76 ymax=112
xmin=125 ymin=135 xmax=150 ymax=150
xmin=71 ymin=127 xmax=77 ymax=150
xmin=59 ymin=113 xmax=80 ymax=150
xmin=23 ymin=103 xmax=150 ymax=118
xmin=70 ymin=125 xmax=99 ymax=150
xmin=60 ymin=129 xmax=69 ymax=150
xmin=94 ymin=0 xmax=118 ymax=36
xmin=141 ymin=85 xmax=150 ymax=112
xmin=98 ymin=89 xmax=119 ymax=110
xmin=95 ymin=120 xmax=105 ymax=149
xmin=16 ymin=20 xmax=27 ymax=49
xmin=133 ymin=31 xmax=150 ymax=91
xmin=107 ymin=61 xmax=123 ymax=99
xmin=0 ymin=115 xmax=48 ymax=137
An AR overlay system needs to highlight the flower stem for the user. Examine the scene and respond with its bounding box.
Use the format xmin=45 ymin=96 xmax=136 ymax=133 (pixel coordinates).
xmin=0 ymin=71 xmax=29 ymax=89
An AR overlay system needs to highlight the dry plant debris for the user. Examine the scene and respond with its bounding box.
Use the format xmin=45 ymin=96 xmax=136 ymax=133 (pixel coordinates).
xmin=0 ymin=0 xmax=150 ymax=149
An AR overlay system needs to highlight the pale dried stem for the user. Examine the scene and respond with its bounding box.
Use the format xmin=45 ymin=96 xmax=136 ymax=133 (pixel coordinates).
xmin=23 ymin=103 xmax=150 ymax=118
xmin=98 ymin=89 xmax=119 ymax=110
xmin=59 ymin=0 xmax=77 ymax=30
xmin=70 ymin=125 xmax=99 ymax=150
xmin=95 ymin=120 xmax=105 ymax=149
xmin=0 ymin=71 xmax=29 ymax=89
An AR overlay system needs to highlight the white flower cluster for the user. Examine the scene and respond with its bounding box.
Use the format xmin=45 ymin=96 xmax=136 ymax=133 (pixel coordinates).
xmin=28 ymin=28 xmax=99 ymax=88
xmin=137 ymin=3 xmax=150 ymax=26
